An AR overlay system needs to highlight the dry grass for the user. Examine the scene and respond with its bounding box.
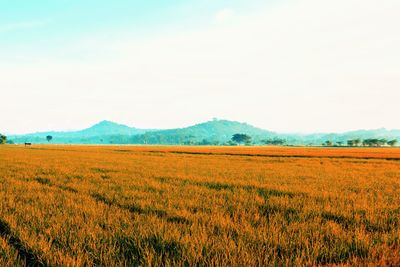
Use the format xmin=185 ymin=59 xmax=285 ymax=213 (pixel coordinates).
xmin=0 ymin=145 xmax=399 ymax=266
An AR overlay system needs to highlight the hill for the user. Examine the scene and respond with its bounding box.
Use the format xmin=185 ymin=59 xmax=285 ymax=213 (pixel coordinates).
xmin=128 ymin=119 xmax=276 ymax=145
xmin=6 ymin=120 xmax=400 ymax=146
xmin=8 ymin=120 xmax=155 ymax=144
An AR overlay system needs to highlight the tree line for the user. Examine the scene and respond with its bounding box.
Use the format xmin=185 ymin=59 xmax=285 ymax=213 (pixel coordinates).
xmin=230 ymin=134 xmax=287 ymax=146
xmin=231 ymin=134 xmax=398 ymax=147
xmin=2 ymin=132 xmax=399 ymax=147
xmin=323 ymin=138 xmax=398 ymax=147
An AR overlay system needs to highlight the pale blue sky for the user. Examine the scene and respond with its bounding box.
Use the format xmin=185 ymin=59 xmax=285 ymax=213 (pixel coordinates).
xmin=1 ymin=0 xmax=399 ymax=134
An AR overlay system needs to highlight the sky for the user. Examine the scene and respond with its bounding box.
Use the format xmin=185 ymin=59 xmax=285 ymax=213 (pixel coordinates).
xmin=1 ymin=0 xmax=399 ymax=134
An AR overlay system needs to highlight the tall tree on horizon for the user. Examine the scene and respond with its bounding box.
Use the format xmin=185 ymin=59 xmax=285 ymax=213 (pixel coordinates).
xmin=387 ymin=139 xmax=398 ymax=147
xmin=232 ymin=134 xmax=252 ymax=145
xmin=0 ymin=134 xmax=6 ymax=144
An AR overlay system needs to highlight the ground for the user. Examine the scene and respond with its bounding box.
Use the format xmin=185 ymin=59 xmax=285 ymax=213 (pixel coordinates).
xmin=0 ymin=145 xmax=399 ymax=266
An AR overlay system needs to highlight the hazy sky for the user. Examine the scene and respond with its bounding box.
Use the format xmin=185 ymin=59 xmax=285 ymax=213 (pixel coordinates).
xmin=1 ymin=0 xmax=399 ymax=134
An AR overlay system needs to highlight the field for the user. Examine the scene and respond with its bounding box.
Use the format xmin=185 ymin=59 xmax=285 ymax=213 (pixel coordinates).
xmin=0 ymin=145 xmax=399 ymax=266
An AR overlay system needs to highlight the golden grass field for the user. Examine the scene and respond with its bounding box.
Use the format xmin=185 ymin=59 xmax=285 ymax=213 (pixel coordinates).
xmin=0 ymin=145 xmax=399 ymax=266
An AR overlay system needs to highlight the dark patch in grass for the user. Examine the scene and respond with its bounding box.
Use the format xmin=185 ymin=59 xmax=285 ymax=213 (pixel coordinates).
xmin=384 ymin=207 xmax=400 ymax=216
xmin=195 ymin=181 xmax=304 ymax=200
xmin=259 ymin=205 xmax=390 ymax=235
xmin=199 ymin=181 xmax=304 ymax=199
xmin=320 ymin=211 xmax=395 ymax=234
xmin=115 ymin=236 xmax=143 ymax=265
xmin=90 ymin=168 xmax=116 ymax=174
xmin=34 ymin=176 xmax=78 ymax=194
xmin=154 ymin=176 xmax=169 ymax=183
xmin=129 ymin=206 xmax=191 ymax=225
xmin=145 ymin=235 xmax=182 ymax=262
xmin=0 ymin=218 xmax=43 ymax=266
xmin=100 ymin=174 xmax=111 ymax=180
xmin=271 ymin=234 xmax=369 ymax=265
xmin=155 ymin=177 xmax=306 ymax=203
xmin=34 ymin=177 xmax=52 ymax=186
xmin=366 ymin=216 xmax=400 ymax=233
xmin=143 ymin=186 xmax=161 ymax=193
xmin=115 ymin=235 xmax=183 ymax=265
xmin=256 ymin=188 xmax=297 ymax=199
xmin=165 ymin=216 xmax=191 ymax=224
xmin=228 ymin=228 xmax=239 ymax=241
xmin=259 ymin=205 xmax=300 ymax=223
xmin=49 ymin=237 xmax=64 ymax=251
xmin=149 ymin=209 xmax=168 ymax=218
xmin=58 ymin=185 xmax=78 ymax=193
xmin=126 ymin=204 xmax=145 ymax=214
xmin=91 ymin=193 xmax=191 ymax=225
xmin=153 ymin=176 xmax=190 ymax=187
xmin=125 ymin=203 xmax=167 ymax=218
xmin=321 ymin=212 xmax=353 ymax=229
xmin=67 ymin=174 xmax=84 ymax=180
xmin=189 ymin=206 xmax=212 ymax=214
xmin=91 ymin=193 xmax=114 ymax=206
xmin=197 ymin=181 xmax=235 ymax=191
xmin=211 ymin=225 xmax=242 ymax=243
xmin=316 ymin=239 xmax=369 ymax=265
xmin=36 ymin=169 xmax=57 ymax=176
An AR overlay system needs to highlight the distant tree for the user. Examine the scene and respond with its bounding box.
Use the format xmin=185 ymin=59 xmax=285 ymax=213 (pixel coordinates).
xmin=142 ymin=134 xmax=149 ymax=144
xmin=262 ymin=138 xmax=286 ymax=146
xmin=232 ymin=134 xmax=252 ymax=145
xmin=0 ymin=134 xmax=6 ymax=144
xmin=363 ymin=139 xmax=380 ymax=147
xmin=378 ymin=139 xmax=387 ymax=146
xmin=347 ymin=140 xmax=354 ymax=147
xmin=371 ymin=139 xmax=381 ymax=147
xmin=46 ymin=135 xmax=53 ymax=142
xmin=336 ymin=141 xmax=343 ymax=146
xmin=387 ymin=139 xmax=398 ymax=147
xmin=324 ymin=140 xmax=333 ymax=147
xmin=226 ymin=140 xmax=236 ymax=146
xmin=199 ymin=139 xmax=212 ymax=146
xmin=183 ymin=135 xmax=196 ymax=145
xmin=354 ymin=138 xmax=361 ymax=146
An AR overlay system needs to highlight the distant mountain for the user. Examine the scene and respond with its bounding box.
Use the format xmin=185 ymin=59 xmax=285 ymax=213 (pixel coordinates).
xmin=8 ymin=120 xmax=155 ymax=144
xmin=293 ymin=128 xmax=400 ymax=146
xmin=6 ymin=119 xmax=400 ymax=146
xmin=75 ymin=120 xmax=148 ymax=136
xmin=129 ymin=119 xmax=276 ymax=145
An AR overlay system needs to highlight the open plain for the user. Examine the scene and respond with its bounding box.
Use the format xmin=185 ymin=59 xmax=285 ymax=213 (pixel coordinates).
xmin=0 ymin=145 xmax=399 ymax=266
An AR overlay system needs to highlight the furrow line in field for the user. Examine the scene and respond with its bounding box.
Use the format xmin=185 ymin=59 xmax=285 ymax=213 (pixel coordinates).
xmin=90 ymin=192 xmax=191 ymax=225
xmin=32 ymin=177 xmax=191 ymax=225
xmin=145 ymin=150 xmax=400 ymax=161
xmin=0 ymin=219 xmax=44 ymax=267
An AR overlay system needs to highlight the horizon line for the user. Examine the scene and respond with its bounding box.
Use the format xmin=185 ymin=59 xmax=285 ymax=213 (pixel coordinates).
xmin=4 ymin=118 xmax=397 ymax=136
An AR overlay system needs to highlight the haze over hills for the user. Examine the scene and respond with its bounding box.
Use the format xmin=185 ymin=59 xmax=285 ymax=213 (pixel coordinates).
xmin=17 ymin=120 xmax=152 ymax=137
xmin=8 ymin=120 xmax=271 ymax=145
xmin=8 ymin=120 xmax=155 ymax=144
xmin=6 ymin=119 xmax=400 ymax=146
